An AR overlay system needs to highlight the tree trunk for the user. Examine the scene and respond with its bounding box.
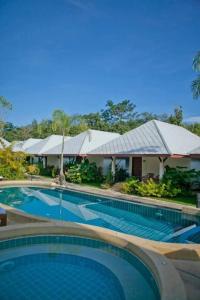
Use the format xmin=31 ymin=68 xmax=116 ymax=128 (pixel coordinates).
xmin=59 ymin=132 xmax=65 ymax=185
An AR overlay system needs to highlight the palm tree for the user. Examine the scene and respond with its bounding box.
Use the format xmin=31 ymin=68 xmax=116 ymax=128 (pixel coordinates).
xmin=52 ymin=110 xmax=71 ymax=185
xmin=192 ymin=51 xmax=200 ymax=99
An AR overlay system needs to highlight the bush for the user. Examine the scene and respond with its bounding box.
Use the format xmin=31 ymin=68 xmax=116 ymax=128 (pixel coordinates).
xmin=136 ymin=179 xmax=181 ymax=198
xmin=115 ymin=166 xmax=129 ymax=183
xmin=26 ymin=164 xmax=40 ymax=176
xmin=162 ymin=166 xmax=200 ymax=193
xmin=122 ymin=177 xmax=139 ymax=194
xmin=0 ymin=146 xmax=27 ymax=179
xmin=122 ymin=177 xmax=181 ymax=198
xmin=65 ymin=159 xmax=103 ymax=184
xmin=65 ymin=164 xmax=82 ymax=183
xmin=39 ymin=165 xmax=58 ymax=178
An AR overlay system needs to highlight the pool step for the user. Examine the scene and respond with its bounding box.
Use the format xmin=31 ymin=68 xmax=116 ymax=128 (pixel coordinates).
xmin=162 ymin=224 xmax=197 ymax=242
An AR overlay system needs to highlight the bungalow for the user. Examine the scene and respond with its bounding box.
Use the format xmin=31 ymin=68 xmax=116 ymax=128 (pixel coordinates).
xmin=43 ymin=129 xmax=120 ymax=169
xmin=25 ymin=135 xmax=71 ymax=167
xmin=88 ymin=120 xmax=200 ymax=180
xmin=0 ymin=138 xmax=10 ymax=149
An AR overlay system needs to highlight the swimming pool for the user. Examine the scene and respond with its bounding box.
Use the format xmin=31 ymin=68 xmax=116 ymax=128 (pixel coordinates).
xmin=0 ymin=186 xmax=200 ymax=243
xmin=0 ymin=235 xmax=160 ymax=300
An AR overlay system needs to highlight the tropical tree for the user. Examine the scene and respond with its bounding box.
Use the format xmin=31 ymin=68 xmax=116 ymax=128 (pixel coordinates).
xmin=192 ymin=51 xmax=200 ymax=99
xmin=0 ymin=96 xmax=12 ymax=138
xmin=52 ymin=110 xmax=72 ymax=184
xmin=168 ymin=106 xmax=183 ymax=126
xmin=0 ymin=146 xmax=27 ymax=179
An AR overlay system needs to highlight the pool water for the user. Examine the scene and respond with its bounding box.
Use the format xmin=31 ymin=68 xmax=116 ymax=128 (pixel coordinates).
xmin=0 ymin=236 xmax=160 ymax=300
xmin=0 ymin=186 xmax=200 ymax=243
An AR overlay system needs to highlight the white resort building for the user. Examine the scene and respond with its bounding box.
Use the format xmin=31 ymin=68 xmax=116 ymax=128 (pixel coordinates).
xmin=9 ymin=120 xmax=200 ymax=179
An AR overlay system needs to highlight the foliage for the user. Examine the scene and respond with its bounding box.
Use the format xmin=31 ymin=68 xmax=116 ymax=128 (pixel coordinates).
xmin=168 ymin=106 xmax=183 ymax=126
xmin=65 ymin=159 xmax=103 ymax=184
xmin=65 ymin=164 xmax=82 ymax=184
xmin=114 ymin=165 xmax=129 ymax=183
xmin=39 ymin=165 xmax=58 ymax=178
xmin=26 ymin=164 xmax=40 ymax=175
xmin=122 ymin=177 xmax=181 ymax=198
xmin=186 ymin=122 xmax=200 ymax=136
xmin=162 ymin=166 xmax=200 ymax=192
xmin=2 ymin=99 xmax=200 ymax=141
xmin=192 ymin=51 xmax=200 ymax=99
xmin=0 ymin=96 xmax=12 ymax=137
xmin=101 ymin=100 xmax=137 ymax=124
xmin=136 ymin=179 xmax=181 ymax=198
xmin=104 ymin=170 xmax=114 ymax=185
xmin=0 ymin=146 xmax=27 ymax=179
xmin=122 ymin=177 xmax=139 ymax=194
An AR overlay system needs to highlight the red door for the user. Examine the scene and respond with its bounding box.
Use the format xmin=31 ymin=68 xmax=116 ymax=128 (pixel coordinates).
xmin=132 ymin=157 xmax=142 ymax=180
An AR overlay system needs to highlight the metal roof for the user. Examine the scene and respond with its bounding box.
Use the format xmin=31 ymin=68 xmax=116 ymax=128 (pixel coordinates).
xmin=190 ymin=146 xmax=200 ymax=155
xmin=0 ymin=137 xmax=10 ymax=149
xmin=26 ymin=135 xmax=71 ymax=155
xmin=89 ymin=120 xmax=200 ymax=156
xmin=13 ymin=138 xmax=42 ymax=152
xmin=44 ymin=130 xmax=120 ymax=155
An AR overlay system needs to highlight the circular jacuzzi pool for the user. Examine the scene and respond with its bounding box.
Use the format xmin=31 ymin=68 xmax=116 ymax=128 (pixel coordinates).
xmin=0 ymin=235 xmax=160 ymax=300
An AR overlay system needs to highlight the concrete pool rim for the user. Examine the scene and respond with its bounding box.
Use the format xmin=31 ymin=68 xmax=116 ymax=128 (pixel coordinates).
xmin=0 ymin=222 xmax=187 ymax=300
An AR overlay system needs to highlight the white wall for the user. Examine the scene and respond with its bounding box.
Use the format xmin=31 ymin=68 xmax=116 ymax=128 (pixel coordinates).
xmin=142 ymin=157 xmax=191 ymax=177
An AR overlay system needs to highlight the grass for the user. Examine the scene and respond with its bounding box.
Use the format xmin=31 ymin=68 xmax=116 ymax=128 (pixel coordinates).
xmin=80 ymin=182 xmax=102 ymax=188
xmin=158 ymin=195 xmax=197 ymax=206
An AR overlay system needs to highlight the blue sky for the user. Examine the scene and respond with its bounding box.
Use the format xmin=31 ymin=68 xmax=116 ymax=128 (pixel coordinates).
xmin=0 ymin=0 xmax=199 ymax=125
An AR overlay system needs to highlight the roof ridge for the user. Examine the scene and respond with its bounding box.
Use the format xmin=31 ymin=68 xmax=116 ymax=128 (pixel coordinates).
xmin=153 ymin=120 xmax=172 ymax=155
xmin=79 ymin=130 xmax=89 ymax=155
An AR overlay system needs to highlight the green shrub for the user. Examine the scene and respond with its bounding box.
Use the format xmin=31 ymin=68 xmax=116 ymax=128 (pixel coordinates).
xmin=79 ymin=159 xmax=102 ymax=183
xmin=104 ymin=170 xmax=114 ymax=185
xmin=0 ymin=146 xmax=27 ymax=179
xmin=162 ymin=166 xmax=200 ymax=192
xmin=115 ymin=166 xmax=129 ymax=183
xmin=65 ymin=164 xmax=82 ymax=183
xmin=122 ymin=177 xmax=139 ymax=194
xmin=136 ymin=179 xmax=181 ymax=198
xmin=65 ymin=159 xmax=103 ymax=184
xmin=122 ymin=177 xmax=181 ymax=198
xmin=26 ymin=164 xmax=40 ymax=176
xmin=39 ymin=165 xmax=58 ymax=178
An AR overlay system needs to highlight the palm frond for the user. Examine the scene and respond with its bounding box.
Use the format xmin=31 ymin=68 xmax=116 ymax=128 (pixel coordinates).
xmin=193 ymin=51 xmax=200 ymax=72
xmin=192 ymin=75 xmax=200 ymax=99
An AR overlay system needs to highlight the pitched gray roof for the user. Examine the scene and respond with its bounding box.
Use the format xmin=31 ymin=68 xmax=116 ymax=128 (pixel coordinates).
xmin=0 ymin=138 xmax=10 ymax=149
xmin=190 ymin=146 xmax=200 ymax=155
xmin=89 ymin=120 xmax=200 ymax=156
xmin=44 ymin=130 xmax=120 ymax=155
xmin=26 ymin=135 xmax=71 ymax=155
xmin=13 ymin=138 xmax=42 ymax=152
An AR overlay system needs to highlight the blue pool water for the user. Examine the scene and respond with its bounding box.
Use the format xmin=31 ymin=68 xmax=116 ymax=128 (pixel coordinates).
xmin=0 ymin=235 xmax=160 ymax=300
xmin=0 ymin=186 xmax=200 ymax=243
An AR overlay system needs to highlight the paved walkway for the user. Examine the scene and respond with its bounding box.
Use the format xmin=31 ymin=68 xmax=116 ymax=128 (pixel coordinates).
xmin=171 ymin=259 xmax=200 ymax=300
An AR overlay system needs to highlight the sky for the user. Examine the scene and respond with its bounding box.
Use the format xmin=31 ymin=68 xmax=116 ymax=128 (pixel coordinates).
xmin=0 ymin=0 xmax=200 ymax=125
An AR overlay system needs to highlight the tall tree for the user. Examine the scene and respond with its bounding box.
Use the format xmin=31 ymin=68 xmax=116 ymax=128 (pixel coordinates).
xmin=192 ymin=51 xmax=200 ymax=99
xmin=168 ymin=106 xmax=183 ymax=126
xmin=52 ymin=110 xmax=72 ymax=185
xmin=101 ymin=100 xmax=137 ymax=124
xmin=0 ymin=96 xmax=12 ymax=139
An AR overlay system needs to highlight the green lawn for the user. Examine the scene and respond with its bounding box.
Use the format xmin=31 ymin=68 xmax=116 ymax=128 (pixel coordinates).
xmin=158 ymin=195 xmax=197 ymax=206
